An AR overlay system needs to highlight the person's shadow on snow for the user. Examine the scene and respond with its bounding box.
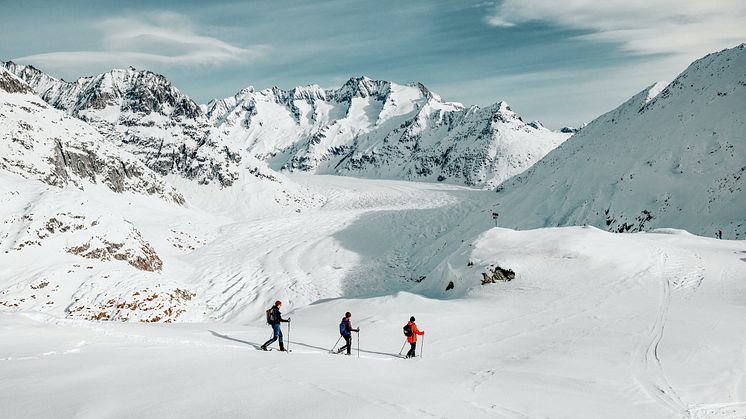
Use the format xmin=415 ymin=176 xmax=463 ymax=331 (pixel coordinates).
xmin=291 ymin=339 xmax=405 ymax=358
xmin=209 ymin=330 xmax=406 ymax=358
xmin=208 ymin=330 xmax=264 ymax=350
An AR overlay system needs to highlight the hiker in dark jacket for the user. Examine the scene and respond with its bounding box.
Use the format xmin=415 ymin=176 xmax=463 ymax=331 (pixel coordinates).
xmin=261 ymin=300 xmax=290 ymax=351
xmin=336 ymin=311 xmax=359 ymax=355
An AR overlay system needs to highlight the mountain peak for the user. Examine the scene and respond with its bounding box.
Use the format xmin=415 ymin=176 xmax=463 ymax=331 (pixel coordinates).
xmin=495 ymin=43 xmax=746 ymax=239
xmin=336 ymin=76 xmax=391 ymax=101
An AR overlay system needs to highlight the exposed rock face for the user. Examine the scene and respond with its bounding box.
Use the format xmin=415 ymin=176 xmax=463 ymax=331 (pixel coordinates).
xmin=0 ymin=68 xmax=184 ymax=203
xmin=2 ymin=62 xmax=239 ymax=187
xmin=67 ymin=230 xmax=163 ymax=272
xmin=494 ymin=44 xmax=746 ymax=239
xmin=206 ymin=77 xmax=570 ymax=189
xmin=0 ymin=69 xmax=34 ymax=94
xmin=67 ymin=287 xmax=196 ymax=322
xmin=481 ymin=265 xmax=516 ymax=284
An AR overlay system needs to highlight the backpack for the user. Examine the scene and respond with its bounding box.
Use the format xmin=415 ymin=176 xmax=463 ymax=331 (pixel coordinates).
xmin=339 ymin=320 xmax=347 ymax=335
xmin=403 ymin=323 xmax=413 ymax=337
xmin=266 ymin=307 xmax=275 ymax=324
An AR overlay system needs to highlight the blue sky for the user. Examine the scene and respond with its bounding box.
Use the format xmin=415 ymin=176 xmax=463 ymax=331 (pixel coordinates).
xmin=1 ymin=0 xmax=743 ymax=127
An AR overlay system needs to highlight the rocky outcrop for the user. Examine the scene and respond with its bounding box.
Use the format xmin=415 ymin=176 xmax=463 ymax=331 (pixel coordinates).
xmin=481 ymin=265 xmax=516 ymax=284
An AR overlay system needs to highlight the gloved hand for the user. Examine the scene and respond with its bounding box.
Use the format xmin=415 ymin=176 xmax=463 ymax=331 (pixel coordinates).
xmin=422 ymin=331 xmax=425 ymax=335
xmin=287 ymin=317 xmax=291 ymax=322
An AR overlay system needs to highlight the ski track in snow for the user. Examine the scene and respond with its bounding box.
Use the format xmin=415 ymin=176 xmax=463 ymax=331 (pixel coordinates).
xmin=631 ymin=237 xmax=712 ymax=418
xmin=633 ymin=247 xmax=688 ymax=417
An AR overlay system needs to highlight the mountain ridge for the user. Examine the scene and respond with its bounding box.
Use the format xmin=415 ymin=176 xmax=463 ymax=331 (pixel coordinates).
xmin=206 ymin=75 xmax=569 ymax=188
xmin=2 ymin=61 xmax=240 ymax=187
xmin=493 ymin=43 xmax=746 ymax=239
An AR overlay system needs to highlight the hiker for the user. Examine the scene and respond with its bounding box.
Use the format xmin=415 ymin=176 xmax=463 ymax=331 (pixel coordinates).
xmin=336 ymin=311 xmax=359 ymax=355
xmin=261 ymin=300 xmax=291 ymax=351
xmin=404 ymin=316 xmax=424 ymax=358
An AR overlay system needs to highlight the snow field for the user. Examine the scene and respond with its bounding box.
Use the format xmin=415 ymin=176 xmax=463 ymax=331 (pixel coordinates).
xmin=2 ymin=175 xmax=745 ymax=418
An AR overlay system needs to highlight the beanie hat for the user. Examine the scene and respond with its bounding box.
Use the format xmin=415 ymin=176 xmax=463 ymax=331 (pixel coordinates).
xmin=410 ymin=316 xmax=415 ymax=322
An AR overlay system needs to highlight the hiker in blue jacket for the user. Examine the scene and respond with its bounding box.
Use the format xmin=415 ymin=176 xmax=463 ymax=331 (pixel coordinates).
xmin=336 ymin=311 xmax=359 ymax=355
xmin=261 ymin=300 xmax=290 ymax=351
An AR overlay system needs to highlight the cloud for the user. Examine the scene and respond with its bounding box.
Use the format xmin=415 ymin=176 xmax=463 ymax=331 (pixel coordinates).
xmin=485 ymin=15 xmax=515 ymax=28
xmin=13 ymin=11 xmax=266 ymax=71
xmin=486 ymin=0 xmax=746 ymax=56
xmin=434 ymin=53 xmax=690 ymax=128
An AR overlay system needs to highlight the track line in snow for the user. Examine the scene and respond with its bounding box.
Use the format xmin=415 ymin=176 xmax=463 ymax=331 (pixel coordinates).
xmin=632 ymin=247 xmax=689 ymax=417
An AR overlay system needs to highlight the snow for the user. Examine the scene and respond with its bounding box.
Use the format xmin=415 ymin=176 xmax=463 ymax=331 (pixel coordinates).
xmin=1 ymin=160 xmax=745 ymax=417
xmin=206 ymin=76 xmax=569 ymax=189
xmin=2 ymin=62 xmax=241 ymax=187
xmin=2 ymin=210 xmax=745 ymax=417
xmin=494 ymin=44 xmax=746 ymax=239
xmin=2 ymin=44 xmax=746 ymax=419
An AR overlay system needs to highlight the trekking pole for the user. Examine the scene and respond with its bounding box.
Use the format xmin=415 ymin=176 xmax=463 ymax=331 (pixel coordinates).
xmin=286 ymin=320 xmax=291 ymax=353
xmin=399 ymin=339 xmax=407 ymax=356
xmin=330 ymin=335 xmax=342 ymax=353
xmin=421 ymin=334 xmax=424 ymax=359
xmin=357 ymin=331 xmax=360 ymax=358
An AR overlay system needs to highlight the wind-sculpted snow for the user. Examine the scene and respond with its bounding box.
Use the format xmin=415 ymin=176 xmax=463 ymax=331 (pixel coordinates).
xmin=2 ymin=61 xmax=240 ymax=187
xmin=494 ymin=44 xmax=746 ymax=239
xmin=206 ymin=76 xmax=569 ymax=188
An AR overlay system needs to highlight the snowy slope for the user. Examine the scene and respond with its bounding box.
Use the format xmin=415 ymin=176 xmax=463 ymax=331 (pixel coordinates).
xmin=0 ymin=170 xmax=220 ymax=322
xmin=1 ymin=225 xmax=744 ymax=418
xmin=2 ymin=61 xmax=240 ymax=187
xmin=0 ymin=69 xmax=321 ymax=323
xmin=1 ymin=157 xmax=744 ymax=417
xmin=206 ymin=77 xmax=569 ymax=188
xmin=494 ymin=44 xmax=746 ymax=239
xmin=0 ymin=174 xmax=493 ymax=323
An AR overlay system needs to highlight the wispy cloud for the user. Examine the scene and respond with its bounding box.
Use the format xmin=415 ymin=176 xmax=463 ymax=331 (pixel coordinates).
xmin=486 ymin=0 xmax=746 ymax=56
xmin=13 ymin=11 xmax=266 ymax=71
xmin=435 ymin=53 xmax=690 ymax=128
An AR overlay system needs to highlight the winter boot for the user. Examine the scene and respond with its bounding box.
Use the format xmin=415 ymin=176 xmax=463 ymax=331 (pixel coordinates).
xmin=279 ymin=343 xmax=286 ymax=352
xmin=260 ymin=345 xmax=268 ymax=351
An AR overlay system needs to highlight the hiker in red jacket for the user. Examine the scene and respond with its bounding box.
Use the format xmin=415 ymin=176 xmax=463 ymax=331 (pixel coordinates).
xmin=405 ymin=316 xmax=424 ymax=358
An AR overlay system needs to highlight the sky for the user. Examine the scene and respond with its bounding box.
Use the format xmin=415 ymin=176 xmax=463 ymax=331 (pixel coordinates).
xmin=0 ymin=0 xmax=744 ymax=128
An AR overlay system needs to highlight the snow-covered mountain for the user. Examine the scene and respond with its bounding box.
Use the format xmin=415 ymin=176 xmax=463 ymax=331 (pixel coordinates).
xmin=205 ymin=77 xmax=570 ymax=188
xmin=494 ymin=44 xmax=746 ymax=239
xmin=0 ymin=68 xmax=183 ymax=203
xmin=1 ymin=61 xmax=322 ymax=213
xmin=2 ymin=61 xmax=240 ymax=187
xmin=0 ymin=66 xmax=321 ymax=322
